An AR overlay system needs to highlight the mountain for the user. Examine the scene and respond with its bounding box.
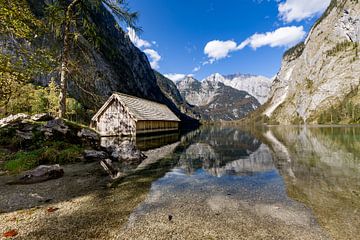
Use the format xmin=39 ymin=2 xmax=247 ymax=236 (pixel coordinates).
xmin=204 ymin=73 xmax=272 ymax=104
xmin=154 ymin=71 xmax=200 ymax=121
xmin=263 ymin=0 xmax=360 ymax=124
xmin=2 ymin=0 xmax=197 ymax=124
xmin=176 ymin=76 xmax=260 ymax=121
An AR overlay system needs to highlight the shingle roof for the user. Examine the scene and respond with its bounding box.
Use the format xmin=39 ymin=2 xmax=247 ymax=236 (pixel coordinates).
xmin=92 ymin=92 xmax=180 ymax=122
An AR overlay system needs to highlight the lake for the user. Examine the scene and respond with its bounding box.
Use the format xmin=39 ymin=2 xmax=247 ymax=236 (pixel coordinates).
xmin=117 ymin=125 xmax=360 ymax=239
xmin=1 ymin=125 xmax=359 ymax=239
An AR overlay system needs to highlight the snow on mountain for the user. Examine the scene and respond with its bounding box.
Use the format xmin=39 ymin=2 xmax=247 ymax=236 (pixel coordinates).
xmin=203 ymin=73 xmax=273 ymax=104
xmin=176 ymin=76 xmax=260 ymax=121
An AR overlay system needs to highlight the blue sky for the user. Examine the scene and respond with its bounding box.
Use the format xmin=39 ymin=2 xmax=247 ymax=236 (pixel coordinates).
xmin=126 ymin=0 xmax=330 ymax=80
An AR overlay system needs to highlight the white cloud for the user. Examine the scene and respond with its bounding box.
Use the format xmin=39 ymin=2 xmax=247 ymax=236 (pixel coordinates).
xmin=164 ymin=73 xmax=187 ymax=82
xmin=203 ymin=26 xmax=305 ymax=64
xmin=127 ymin=27 xmax=151 ymax=48
xmin=204 ymin=40 xmax=238 ymax=62
xmin=143 ymin=49 xmax=161 ymax=69
xmin=278 ymin=0 xmax=331 ymax=23
xmin=240 ymin=26 xmax=306 ymax=49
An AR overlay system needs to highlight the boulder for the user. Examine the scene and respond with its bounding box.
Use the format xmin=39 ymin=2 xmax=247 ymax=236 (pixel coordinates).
xmin=8 ymin=165 xmax=64 ymax=185
xmin=84 ymin=150 xmax=108 ymax=161
xmin=15 ymin=130 xmax=33 ymax=140
xmin=0 ymin=113 xmax=29 ymax=128
xmin=77 ymin=128 xmax=100 ymax=145
xmin=31 ymin=113 xmax=54 ymax=122
xmin=40 ymin=118 xmax=69 ymax=137
xmin=109 ymin=140 xmax=147 ymax=164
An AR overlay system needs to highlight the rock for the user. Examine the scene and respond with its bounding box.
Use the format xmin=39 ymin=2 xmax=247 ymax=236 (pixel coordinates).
xmin=31 ymin=113 xmax=54 ymax=122
xmin=8 ymin=165 xmax=64 ymax=185
xmin=77 ymin=128 xmax=99 ymax=145
xmin=109 ymin=140 xmax=147 ymax=164
xmin=84 ymin=150 xmax=108 ymax=161
xmin=100 ymin=159 xmax=123 ymax=179
xmin=0 ymin=113 xmax=29 ymax=128
xmin=263 ymin=1 xmax=360 ymax=124
xmin=15 ymin=130 xmax=33 ymax=140
xmin=40 ymin=118 xmax=69 ymax=136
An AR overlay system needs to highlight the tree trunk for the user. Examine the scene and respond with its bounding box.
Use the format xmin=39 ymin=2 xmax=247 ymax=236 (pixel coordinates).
xmin=59 ymin=0 xmax=82 ymax=118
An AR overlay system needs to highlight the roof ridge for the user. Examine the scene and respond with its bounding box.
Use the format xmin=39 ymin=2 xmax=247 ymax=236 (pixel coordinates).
xmin=114 ymin=92 xmax=167 ymax=107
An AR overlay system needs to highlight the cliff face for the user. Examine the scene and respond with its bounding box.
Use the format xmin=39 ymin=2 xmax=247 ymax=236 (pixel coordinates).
xmin=21 ymin=0 xmax=197 ymax=123
xmin=264 ymin=0 xmax=360 ymax=124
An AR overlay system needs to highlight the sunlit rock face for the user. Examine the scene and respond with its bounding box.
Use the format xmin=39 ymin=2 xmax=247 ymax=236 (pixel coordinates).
xmin=176 ymin=77 xmax=260 ymax=121
xmin=263 ymin=126 xmax=360 ymax=240
xmin=264 ymin=0 xmax=360 ymax=124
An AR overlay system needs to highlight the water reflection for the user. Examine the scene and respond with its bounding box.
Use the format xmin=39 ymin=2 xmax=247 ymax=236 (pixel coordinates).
xmin=105 ymin=126 xmax=359 ymax=239
xmin=117 ymin=126 xmax=329 ymax=239
xmin=263 ymin=126 xmax=360 ymax=240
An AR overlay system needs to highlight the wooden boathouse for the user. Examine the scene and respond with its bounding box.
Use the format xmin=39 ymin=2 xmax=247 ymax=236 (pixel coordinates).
xmin=91 ymin=93 xmax=180 ymax=136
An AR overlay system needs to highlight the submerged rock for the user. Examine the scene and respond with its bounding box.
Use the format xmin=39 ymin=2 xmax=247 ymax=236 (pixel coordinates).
xmin=8 ymin=165 xmax=64 ymax=185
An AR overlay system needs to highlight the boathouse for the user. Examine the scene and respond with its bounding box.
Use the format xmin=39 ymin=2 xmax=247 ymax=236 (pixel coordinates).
xmin=91 ymin=93 xmax=180 ymax=136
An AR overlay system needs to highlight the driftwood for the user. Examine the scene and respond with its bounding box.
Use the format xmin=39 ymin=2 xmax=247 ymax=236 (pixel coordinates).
xmin=7 ymin=165 xmax=64 ymax=185
xmin=100 ymin=159 xmax=123 ymax=179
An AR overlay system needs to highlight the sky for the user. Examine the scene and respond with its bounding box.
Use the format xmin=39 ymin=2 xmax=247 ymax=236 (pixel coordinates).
xmin=126 ymin=0 xmax=331 ymax=81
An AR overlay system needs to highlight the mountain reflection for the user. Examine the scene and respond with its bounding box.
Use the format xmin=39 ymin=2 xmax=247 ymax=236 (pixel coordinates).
xmin=178 ymin=127 xmax=274 ymax=177
xmin=263 ymin=126 xmax=360 ymax=240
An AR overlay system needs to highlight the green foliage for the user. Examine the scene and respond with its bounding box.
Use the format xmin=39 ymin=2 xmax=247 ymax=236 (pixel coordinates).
xmin=326 ymin=41 xmax=359 ymax=57
xmin=1 ymin=80 xmax=89 ymax=122
xmin=317 ymin=90 xmax=360 ymax=124
xmin=0 ymin=0 xmax=56 ymax=107
xmin=3 ymin=150 xmax=41 ymax=172
xmin=283 ymin=42 xmax=305 ymax=61
xmin=306 ymin=78 xmax=314 ymax=90
xmin=2 ymin=143 xmax=84 ymax=173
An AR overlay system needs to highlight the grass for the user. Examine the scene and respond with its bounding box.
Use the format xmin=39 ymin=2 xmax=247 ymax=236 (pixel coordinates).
xmin=1 ymin=143 xmax=84 ymax=173
xmin=0 ymin=120 xmax=92 ymax=173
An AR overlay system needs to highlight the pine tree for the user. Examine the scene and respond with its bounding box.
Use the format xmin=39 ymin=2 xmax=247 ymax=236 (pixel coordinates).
xmin=46 ymin=0 xmax=140 ymax=118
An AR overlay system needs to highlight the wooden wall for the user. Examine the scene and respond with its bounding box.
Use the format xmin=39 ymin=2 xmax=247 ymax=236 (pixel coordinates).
xmin=96 ymin=99 xmax=136 ymax=136
xmin=136 ymin=120 xmax=179 ymax=134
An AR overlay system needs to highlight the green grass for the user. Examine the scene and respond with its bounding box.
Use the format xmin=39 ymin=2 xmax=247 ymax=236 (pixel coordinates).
xmin=1 ymin=141 xmax=84 ymax=173
xmin=3 ymin=150 xmax=41 ymax=172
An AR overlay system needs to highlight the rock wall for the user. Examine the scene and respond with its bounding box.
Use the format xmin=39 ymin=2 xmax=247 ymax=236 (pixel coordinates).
xmin=22 ymin=0 xmax=197 ymax=124
xmin=264 ymin=0 xmax=360 ymax=124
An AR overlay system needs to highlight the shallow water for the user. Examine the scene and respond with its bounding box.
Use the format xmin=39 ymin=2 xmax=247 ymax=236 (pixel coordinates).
xmin=118 ymin=126 xmax=360 ymax=239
